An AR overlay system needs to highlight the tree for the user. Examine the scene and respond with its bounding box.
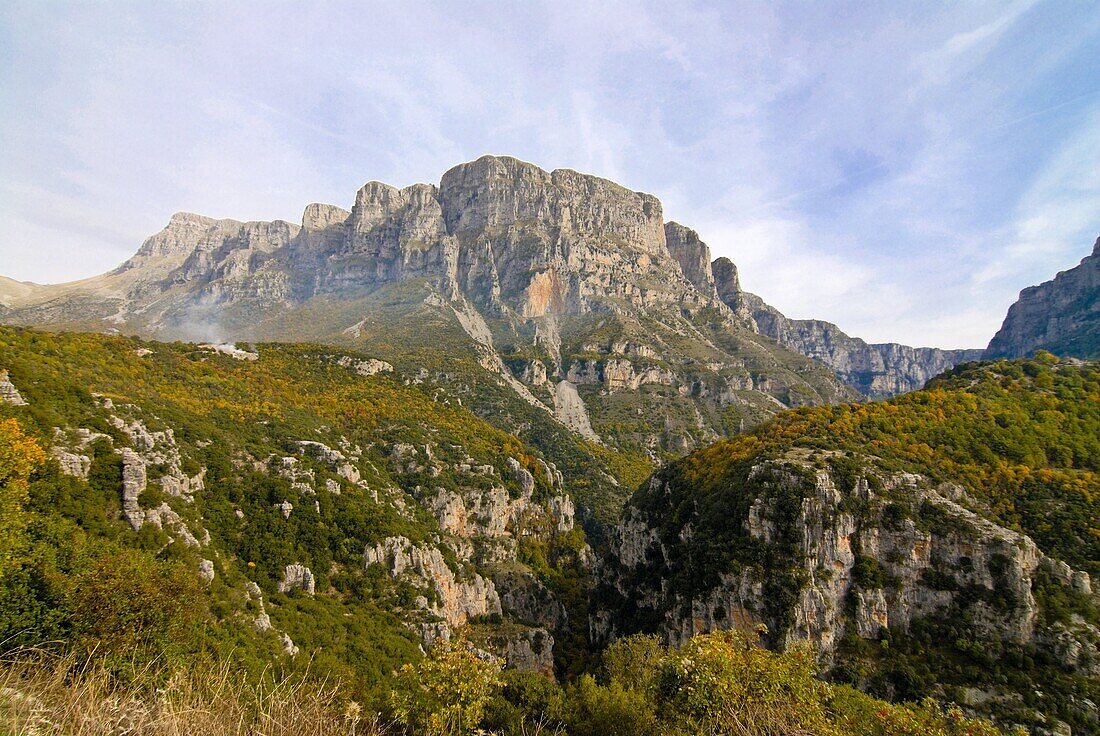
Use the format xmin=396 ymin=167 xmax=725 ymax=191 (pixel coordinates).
xmin=0 ymin=418 xmax=45 ymax=577
xmin=389 ymin=638 xmax=503 ymax=736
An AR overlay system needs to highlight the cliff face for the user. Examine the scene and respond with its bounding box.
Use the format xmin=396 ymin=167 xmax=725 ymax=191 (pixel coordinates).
xmin=600 ymin=456 xmax=1093 ymax=653
xmin=595 ymin=450 xmax=1100 ymax=730
xmin=0 ymin=156 xmax=858 ymax=459
xmin=712 ymin=257 xmax=982 ymax=398
xmin=985 ymin=237 xmax=1100 ymax=360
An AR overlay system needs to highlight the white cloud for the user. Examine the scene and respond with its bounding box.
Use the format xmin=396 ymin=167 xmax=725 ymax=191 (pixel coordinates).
xmin=914 ymin=0 xmax=1038 ymax=86
xmin=1 ymin=0 xmax=1098 ymax=353
xmin=972 ymin=109 xmax=1100 ymax=308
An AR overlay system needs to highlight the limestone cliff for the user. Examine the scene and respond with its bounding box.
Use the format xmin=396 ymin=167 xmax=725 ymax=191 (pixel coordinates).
xmin=985 ymin=237 xmax=1100 ymax=360
xmin=0 ymin=155 xmax=858 ymax=457
xmin=712 ymin=257 xmax=982 ymax=398
xmin=596 ymin=452 xmax=1099 ymax=727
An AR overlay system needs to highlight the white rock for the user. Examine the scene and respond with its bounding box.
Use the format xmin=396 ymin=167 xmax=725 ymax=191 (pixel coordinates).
xmin=278 ymin=564 xmax=316 ymax=595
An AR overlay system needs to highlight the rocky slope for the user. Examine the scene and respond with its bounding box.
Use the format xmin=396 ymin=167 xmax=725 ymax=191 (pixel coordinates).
xmin=1 ymin=156 xmax=860 ymax=465
xmin=595 ymin=356 xmax=1100 ymax=732
xmin=0 ymin=325 xmax=598 ymax=676
xmin=708 ymin=250 xmax=982 ymax=398
xmin=985 ymin=236 xmax=1100 ymax=360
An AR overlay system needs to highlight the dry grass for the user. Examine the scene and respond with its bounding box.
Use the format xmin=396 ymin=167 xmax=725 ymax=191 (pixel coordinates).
xmin=0 ymin=649 xmax=383 ymax=736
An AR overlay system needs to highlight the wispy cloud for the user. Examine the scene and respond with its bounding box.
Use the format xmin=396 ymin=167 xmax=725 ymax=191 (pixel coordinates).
xmin=0 ymin=0 xmax=1098 ymax=348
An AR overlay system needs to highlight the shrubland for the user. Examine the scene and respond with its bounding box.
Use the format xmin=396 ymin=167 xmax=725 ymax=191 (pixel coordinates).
xmin=0 ymin=327 xmax=1076 ymax=734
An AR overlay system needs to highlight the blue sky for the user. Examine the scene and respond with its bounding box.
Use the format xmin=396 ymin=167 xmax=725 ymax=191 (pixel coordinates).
xmin=2 ymin=1 xmax=1098 ymax=348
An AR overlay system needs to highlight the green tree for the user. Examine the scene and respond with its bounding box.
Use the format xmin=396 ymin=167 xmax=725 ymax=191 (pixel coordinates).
xmin=389 ymin=639 xmax=503 ymax=736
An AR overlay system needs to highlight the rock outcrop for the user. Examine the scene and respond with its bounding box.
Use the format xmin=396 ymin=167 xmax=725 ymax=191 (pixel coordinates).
xmin=985 ymin=236 xmax=1100 ymax=360
xmin=278 ymin=564 xmax=316 ymax=595
xmin=119 ymin=448 xmax=147 ymax=530
xmin=0 ymin=370 xmax=27 ymax=405
xmin=712 ymin=258 xmax=982 ymax=398
xmin=363 ymin=536 xmax=502 ymax=628
xmin=599 ymin=452 xmax=1097 ymax=677
xmin=477 ymin=627 xmax=556 ymax=676
xmin=664 ymin=222 xmax=719 ymax=303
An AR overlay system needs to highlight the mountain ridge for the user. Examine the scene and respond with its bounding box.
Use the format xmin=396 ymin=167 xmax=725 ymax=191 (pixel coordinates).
xmin=0 ymin=155 xmax=979 ymax=457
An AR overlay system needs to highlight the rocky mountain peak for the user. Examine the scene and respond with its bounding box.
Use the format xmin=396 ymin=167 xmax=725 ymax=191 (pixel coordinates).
xmin=439 ymin=155 xmax=553 ymax=234
xmin=711 ymin=257 xmax=742 ymax=303
xmin=665 ymin=222 xmax=718 ymax=300
xmin=437 ymin=155 xmax=667 ymax=257
xmin=112 ymin=212 xmax=244 ymax=279
xmin=985 ymin=234 xmax=1100 ymax=359
xmin=301 ymin=203 xmax=350 ymax=231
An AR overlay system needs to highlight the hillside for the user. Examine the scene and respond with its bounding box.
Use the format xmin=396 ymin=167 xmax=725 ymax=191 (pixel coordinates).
xmin=0 ymin=324 xmax=615 ymax=682
xmin=0 ymin=324 xmax=1013 ymax=736
xmin=597 ymin=354 xmax=1100 ymax=733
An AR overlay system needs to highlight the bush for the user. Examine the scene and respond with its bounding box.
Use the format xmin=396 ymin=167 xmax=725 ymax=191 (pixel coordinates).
xmin=0 ymin=418 xmax=45 ymax=576
xmin=388 ymin=639 xmax=503 ymax=736
xmin=559 ymin=674 xmax=657 ymax=736
xmin=601 ymin=634 xmax=666 ymax=695
xmin=660 ymin=630 xmax=838 ymax=735
xmin=67 ymin=549 xmax=204 ymax=666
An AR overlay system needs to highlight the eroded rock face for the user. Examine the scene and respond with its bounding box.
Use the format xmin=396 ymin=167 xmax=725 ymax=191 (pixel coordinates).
xmin=599 ymin=455 xmax=1095 ymax=674
xmin=493 ymin=570 xmax=569 ymax=631
xmin=278 ymin=564 xmax=316 ymax=596
xmin=0 ymin=370 xmax=27 ymax=405
xmin=480 ymin=627 xmax=556 ymax=676
xmin=52 ymin=447 xmax=90 ymax=478
xmin=119 ymin=448 xmax=147 ymax=530
xmin=552 ymin=380 xmax=598 ymax=441
xmin=665 ymin=222 xmax=719 ymax=302
xmin=363 ymin=536 xmax=501 ymax=627
xmin=110 ymin=415 xmax=205 ymax=500
xmin=985 ymin=237 xmax=1100 ymax=360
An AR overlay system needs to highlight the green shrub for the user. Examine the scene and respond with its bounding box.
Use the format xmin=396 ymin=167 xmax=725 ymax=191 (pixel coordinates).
xmin=388 ymin=639 xmax=503 ymax=736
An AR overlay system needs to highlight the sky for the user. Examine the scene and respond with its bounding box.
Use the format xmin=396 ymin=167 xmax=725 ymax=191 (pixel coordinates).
xmin=2 ymin=1 xmax=1099 ymax=348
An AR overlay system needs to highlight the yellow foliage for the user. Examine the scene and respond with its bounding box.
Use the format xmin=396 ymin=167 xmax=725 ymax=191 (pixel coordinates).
xmin=0 ymin=417 xmax=45 ymax=576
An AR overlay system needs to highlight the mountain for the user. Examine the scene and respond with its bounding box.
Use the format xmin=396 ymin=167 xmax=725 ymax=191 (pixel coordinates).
xmin=1 ymin=157 xmax=985 ymax=469
xmin=706 ymin=250 xmax=983 ymax=398
xmin=595 ymin=354 xmax=1100 ymax=732
xmin=0 ymin=156 xmax=864 ymax=467
xmin=985 ymin=237 xmax=1100 ymax=360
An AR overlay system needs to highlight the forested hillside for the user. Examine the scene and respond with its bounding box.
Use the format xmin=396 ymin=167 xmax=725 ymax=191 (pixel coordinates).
xmin=0 ymin=325 xmax=1018 ymax=735
xmin=599 ymin=354 xmax=1099 ymax=733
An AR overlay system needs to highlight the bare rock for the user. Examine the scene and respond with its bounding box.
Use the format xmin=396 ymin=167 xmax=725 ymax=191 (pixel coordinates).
xmin=119 ymin=448 xmax=147 ymax=530
xmin=52 ymin=447 xmax=91 ymax=479
xmin=278 ymin=564 xmax=316 ymax=595
xmin=482 ymin=627 xmax=555 ymax=676
xmin=0 ymin=370 xmax=27 ymax=405
xmin=363 ymin=536 xmax=501 ymax=626
xmin=986 ymin=236 xmax=1099 ymax=360
xmin=552 ymin=381 xmax=598 ymax=442
xmin=506 ymin=457 xmax=536 ymax=498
